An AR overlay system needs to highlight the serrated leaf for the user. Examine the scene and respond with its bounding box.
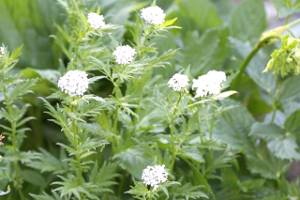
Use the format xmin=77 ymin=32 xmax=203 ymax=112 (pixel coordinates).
xmin=114 ymin=148 xmax=152 ymax=178
xmin=250 ymin=123 xmax=284 ymax=140
xmin=229 ymin=0 xmax=266 ymax=42
xmin=267 ymin=137 xmax=300 ymax=160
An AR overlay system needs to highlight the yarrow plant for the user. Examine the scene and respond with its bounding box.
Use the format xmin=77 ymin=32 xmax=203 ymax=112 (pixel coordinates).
xmin=192 ymin=70 xmax=226 ymax=98
xmin=0 ymin=46 xmax=6 ymax=56
xmin=168 ymin=73 xmax=189 ymax=92
xmin=141 ymin=165 xmax=168 ymax=189
xmin=141 ymin=6 xmax=166 ymax=25
xmin=87 ymin=12 xmax=106 ymax=29
xmin=58 ymin=70 xmax=89 ymax=96
xmin=113 ymin=45 xmax=136 ymax=65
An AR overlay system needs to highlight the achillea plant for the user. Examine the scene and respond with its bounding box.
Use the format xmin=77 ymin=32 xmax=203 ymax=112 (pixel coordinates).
xmin=0 ymin=46 xmax=36 ymax=199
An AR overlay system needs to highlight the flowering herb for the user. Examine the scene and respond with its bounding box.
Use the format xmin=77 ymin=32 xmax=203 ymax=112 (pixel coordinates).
xmin=87 ymin=12 xmax=106 ymax=29
xmin=141 ymin=6 xmax=166 ymax=25
xmin=192 ymin=70 xmax=226 ymax=98
xmin=113 ymin=45 xmax=136 ymax=65
xmin=168 ymin=73 xmax=189 ymax=92
xmin=141 ymin=165 xmax=168 ymax=189
xmin=58 ymin=70 xmax=89 ymax=96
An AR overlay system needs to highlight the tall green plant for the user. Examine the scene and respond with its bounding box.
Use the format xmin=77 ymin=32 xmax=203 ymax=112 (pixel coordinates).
xmin=0 ymin=46 xmax=36 ymax=199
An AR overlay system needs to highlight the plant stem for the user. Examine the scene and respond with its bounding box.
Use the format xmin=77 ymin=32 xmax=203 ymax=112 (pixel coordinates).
xmin=234 ymin=18 xmax=300 ymax=83
xmin=4 ymin=90 xmax=24 ymax=199
xmin=285 ymin=18 xmax=300 ymax=29
xmin=69 ymin=101 xmax=84 ymax=199
xmin=169 ymin=93 xmax=182 ymax=169
xmin=235 ymin=35 xmax=280 ymax=80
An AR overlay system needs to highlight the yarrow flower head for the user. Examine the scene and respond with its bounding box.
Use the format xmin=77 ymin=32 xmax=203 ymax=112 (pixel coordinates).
xmin=0 ymin=134 xmax=4 ymax=145
xmin=141 ymin=165 xmax=168 ymax=189
xmin=0 ymin=46 xmax=6 ymax=56
xmin=87 ymin=12 xmax=106 ymax=29
xmin=113 ymin=45 xmax=136 ymax=65
xmin=58 ymin=70 xmax=89 ymax=96
xmin=141 ymin=6 xmax=166 ymax=25
xmin=192 ymin=70 xmax=226 ymax=98
xmin=168 ymin=73 xmax=189 ymax=92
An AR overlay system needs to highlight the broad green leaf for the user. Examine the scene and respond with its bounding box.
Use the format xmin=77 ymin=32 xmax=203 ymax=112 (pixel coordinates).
xmin=250 ymin=123 xmax=284 ymax=140
xmin=182 ymin=28 xmax=229 ymax=75
xmin=177 ymin=0 xmax=222 ymax=30
xmin=267 ymin=137 xmax=300 ymax=160
xmin=246 ymin=142 xmax=287 ymax=179
xmin=21 ymin=169 xmax=46 ymax=187
xmin=276 ymin=76 xmax=300 ymax=102
xmin=214 ymin=0 xmax=236 ymax=22
xmin=229 ymin=0 xmax=267 ymax=42
xmin=284 ymin=110 xmax=300 ymax=135
xmin=114 ymin=148 xmax=152 ymax=178
xmin=172 ymin=183 xmax=209 ymax=199
xmin=179 ymin=146 xmax=204 ymax=163
xmin=212 ymin=102 xmax=254 ymax=151
xmin=0 ymin=0 xmax=62 ymax=68
xmin=21 ymin=68 xmax=60 ymax=84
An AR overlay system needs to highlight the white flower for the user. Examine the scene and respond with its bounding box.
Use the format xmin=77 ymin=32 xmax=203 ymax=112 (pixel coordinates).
xmin=192 ymin=70 xmax=226 ymax=98
xmin=87 ymin=12 xmax=106 ymax=29
xmin=168 ymin=73 xmax=189 ymax=92
xmin=141 ymin=6 xmax=166 ymax=25
xmin=0 ymin=46 xmax=6 ymax=56
xmin=58 ymin=70 xmax=89 ymax=96
xmin=141 ymin=165 xmax=168 ymax=188
xmin=113 ymin=45 xmax=136 ymax=65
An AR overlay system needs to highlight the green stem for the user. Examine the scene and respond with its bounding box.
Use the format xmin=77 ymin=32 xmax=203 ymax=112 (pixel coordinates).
xmin=285 ymin=18 xmax=300 ymax=29
xmin=11 ymin=120 xmax=23 ymax=200
xmin=234 ymin=18 xmax=300 ymax=82
xmin=111 ymin=79 xmax=122 ymax=153
xmin=4 ymin=95 xmax=23 ymax=199
xmin=236 ymin=35 xmax=280 ymax=79
xmin=169 ymin=93 xmax=182 ymax=169
xmin=69 ymin=101 xmax=84 ymax=199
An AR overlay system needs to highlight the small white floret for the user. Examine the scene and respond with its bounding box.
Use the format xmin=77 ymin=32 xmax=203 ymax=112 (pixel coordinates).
xmin=113 ymin=45 xmax=136 ymax=65
xmin=192 ymin=70 xmax=226 ymax=98
xmin=0 ymin=46 xmax=6 ymax=56
xmin=141 ymin=165 xmax=168 ymax=188
xmin=141 ymin=6 xmax=166 ymax=25
xmin=87 ymin=12 xmax=106 ymax=29
xmin=168 ymin=73 xmax=189 ymax=92
xmin=58 ymin=70 xmax=89 ymax=96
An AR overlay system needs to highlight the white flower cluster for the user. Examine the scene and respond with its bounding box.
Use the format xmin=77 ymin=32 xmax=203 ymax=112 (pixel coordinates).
xmin=87 ymin=12 xmax=106 ymax=29
xmin=141 ymin=6 xmax=166 ymax=25
xmin=141 ymin=165 xmax=168 ymax=188
xmin=58 ymin=70 xmax=89 ymax=96
xmin=192 ymin=70 xmax=226 ymax=98
xmin=168 ymin=73 xmax=189 ymax=92
xmin=0 ymin=134 xmax=4 ymax=145
xmin=113 ymin=45 xmax=136 ymax=65
xmin=0 ymin=46 xmax=6 ymax=56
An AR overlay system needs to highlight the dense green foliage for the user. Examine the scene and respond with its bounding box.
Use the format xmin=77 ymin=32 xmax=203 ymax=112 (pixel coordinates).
xmin=1 ymin=0 xmax=300 ymax=200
